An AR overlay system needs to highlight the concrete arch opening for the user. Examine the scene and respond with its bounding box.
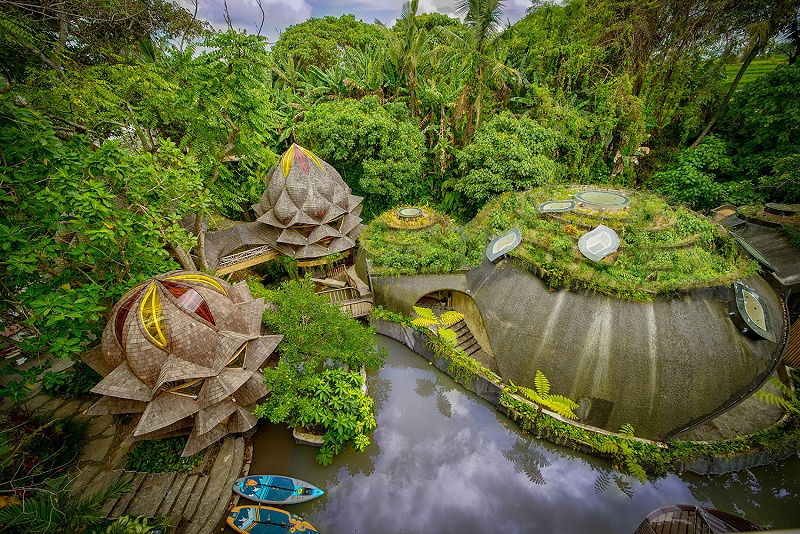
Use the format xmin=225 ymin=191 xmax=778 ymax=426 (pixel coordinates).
xmin=414 ymin=289 xmax=499 ymax=375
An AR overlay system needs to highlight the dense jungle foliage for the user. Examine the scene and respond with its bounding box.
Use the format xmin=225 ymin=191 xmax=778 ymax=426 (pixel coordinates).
xmin=0 ymin=0 xmax=798 ymax=459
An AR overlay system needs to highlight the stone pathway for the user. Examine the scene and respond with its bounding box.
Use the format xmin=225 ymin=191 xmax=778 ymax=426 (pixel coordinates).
xmin=1 ymin=379 xmax=249 ymax=534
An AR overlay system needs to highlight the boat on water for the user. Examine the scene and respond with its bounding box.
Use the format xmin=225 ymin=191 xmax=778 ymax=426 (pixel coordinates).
xmin=233 ymin=475 xmax=324 ymax=505
xmin=227 ymin=505 xmax=319 ymax=534
xmin=635 ymin=504 xmax=764 ymax=533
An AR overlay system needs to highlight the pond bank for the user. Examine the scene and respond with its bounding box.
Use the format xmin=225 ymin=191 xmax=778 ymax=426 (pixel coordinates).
xmin=370 ymin=317 xmax=799 ymax=475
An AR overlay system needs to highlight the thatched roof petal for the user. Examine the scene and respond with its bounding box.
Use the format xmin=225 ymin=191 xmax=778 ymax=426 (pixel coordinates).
xmin=82 ymin=345 xmax=113 ymax=377
xmin=85 ymin=396 xmax=146 ymax=416
xmin=236 ymin=298 xmax=265 ymax=337
xmin=218 ymin=367 xmax=253 ymax=394
xmin=339 ymin=213 xmax=362 ymax=237
xmin=91 ymin=360 xmax=153 ymax=401
xmin=213 ymin=330 xmax=258 ymax=369
xmin=232 ymin=375 xmax=269 ymax=406
xmin=128 ymin=418 xmax=194 ymax=443
xmin=227 ymin=406 xmax=259 ymax=434
xmin=307 ymin=224 xmax=341 ymax=245
xmin=277 ymin=227 xmax=308 ymax=245
xmin=197 ymin=375 xmax=234 ymax=407
xmin=348 ymin=195 xmax=364 ymax=212
xmin=246 ymin=335 xmax=282 ymax=370
xmin=183 ymin=423 xmax=228 ymax=457
xmin=273 ymin=191 xmax=299 ymax=226
xmin=153 ymin=354 xmax=216 ymax=393
xmin=227 ymin=281 xmax=254 ymax=304
xmin=134 ymin=392 xmax=200 ymax=436
xmin=195 ymin=400 xmax=237 ymax=435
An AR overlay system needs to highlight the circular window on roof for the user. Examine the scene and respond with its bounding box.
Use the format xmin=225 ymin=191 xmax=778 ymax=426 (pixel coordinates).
xmin=574 ymin=190 xmax=630 ymax=208
xmin=397 ymin=207 xmax=424 ymax=219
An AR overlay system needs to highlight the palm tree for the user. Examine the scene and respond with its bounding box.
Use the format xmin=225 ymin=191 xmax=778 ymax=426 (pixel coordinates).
xmin=380 ymin=0 xmax=432 ymax=115
xmin=436 ymin=0 xmax=521 ymax=141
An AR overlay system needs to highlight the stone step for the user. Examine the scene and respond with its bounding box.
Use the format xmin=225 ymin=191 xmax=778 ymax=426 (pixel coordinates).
xmin=168 ymin=474 xmax=203 ymax=523
xmin=126 ymin=472 xmax=177 ymax=517
xmin=185 ymin=436 xmax=243 ymax=534
xmin=106 ymin=471 xmax=147 ymax=518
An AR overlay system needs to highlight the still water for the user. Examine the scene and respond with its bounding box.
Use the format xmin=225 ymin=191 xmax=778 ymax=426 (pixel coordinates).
xmin=240 ymin=335 xmax=800 ymax=533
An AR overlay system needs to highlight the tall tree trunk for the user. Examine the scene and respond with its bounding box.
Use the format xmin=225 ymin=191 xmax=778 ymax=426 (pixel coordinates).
xmin=195 ymin=212 xmax=209 ymax=271
xmin=690 ymin=43 xmax=761 ymax=149
xmin=170 ymin=243 xmax=197 ymax=271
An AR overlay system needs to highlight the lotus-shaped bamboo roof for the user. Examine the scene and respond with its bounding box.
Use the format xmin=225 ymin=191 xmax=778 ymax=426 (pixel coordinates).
xmin=82 ymin=270 xmax=282 ymax=456
xmin=251 ymin=144 xmax=364 ymax=259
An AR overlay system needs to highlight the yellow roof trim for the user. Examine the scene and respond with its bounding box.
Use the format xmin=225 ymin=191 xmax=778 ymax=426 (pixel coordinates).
xmin=140 ymin=284 xmax=167 ymax=347
xmin=165 ymin=274 xmax=227 ymax=295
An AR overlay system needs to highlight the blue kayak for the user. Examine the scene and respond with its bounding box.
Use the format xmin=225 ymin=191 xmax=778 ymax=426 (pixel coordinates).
xmin=227 ymin=505 xmax=319 ymax=534
xmin=233 ymin=475 xmax=324 ymax=505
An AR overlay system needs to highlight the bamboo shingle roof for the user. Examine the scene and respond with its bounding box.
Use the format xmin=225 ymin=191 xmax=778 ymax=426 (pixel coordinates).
xmin=203 ymin=144 xmax=364 ymax=270
xmin=83 ymin=270 xmax=283 ymax=456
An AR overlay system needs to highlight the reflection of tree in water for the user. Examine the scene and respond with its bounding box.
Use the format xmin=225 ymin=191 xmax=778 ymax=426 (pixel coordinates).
xmin=414 ymin=378 xmax=452 ymax=418
xmin=593 ymin=470 xmax=634 ymax=498
xmin=367 ymin=373 xmax=392 ymax=414
xmin=501 ymin=436 xmax=551 ymax=485
xmin=681 ymin=467 xmax=796 ymax=529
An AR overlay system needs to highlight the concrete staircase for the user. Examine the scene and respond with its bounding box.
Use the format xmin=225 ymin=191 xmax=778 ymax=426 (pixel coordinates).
xmin=450 ymin=319 xmax=500 ymax=375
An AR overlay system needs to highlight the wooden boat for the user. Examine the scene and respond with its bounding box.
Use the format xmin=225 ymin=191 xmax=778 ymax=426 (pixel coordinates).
xmin=233 ymin=475 xmax=324 ymax=505
xmin=634 ymin=504 xmax=764 ymax=533
xmin=227 ymin=505 xmax=319 ymax=534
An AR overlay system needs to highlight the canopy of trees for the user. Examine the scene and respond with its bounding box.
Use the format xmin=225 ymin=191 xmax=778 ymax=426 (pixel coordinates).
xmin=1 ymin=0 xmax=798 ymax=395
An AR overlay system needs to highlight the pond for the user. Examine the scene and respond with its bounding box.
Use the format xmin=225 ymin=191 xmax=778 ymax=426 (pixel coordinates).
xmin=235 ymin=335 xmax=800 ymax=534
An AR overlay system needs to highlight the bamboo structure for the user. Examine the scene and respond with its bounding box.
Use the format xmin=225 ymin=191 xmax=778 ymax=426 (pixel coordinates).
xmin=82 ymin=270 xmax=282 ymax=456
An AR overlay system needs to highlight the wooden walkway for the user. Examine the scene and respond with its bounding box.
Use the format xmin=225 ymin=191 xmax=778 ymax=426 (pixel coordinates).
xmin=3 ymin=380 xmax=249 ymax=534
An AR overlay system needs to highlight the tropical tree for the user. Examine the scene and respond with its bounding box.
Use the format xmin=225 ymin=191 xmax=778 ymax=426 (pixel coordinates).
xmin=380 ymin=0 xmax=431 ymax=115
xmin=296 ymin=97 xmax=427 ymax=219
xmin=435 ymin=0 xmax=521 ymax=141
xmin=271 ymin=15 xmax=384 ymax=71
xmin=252 ymin=278 xmax=385 ymax=465
xmin=0 ymin=97 xmax=202 ymax=397
xmin=691 ymin=0 xmax=800 ymax=147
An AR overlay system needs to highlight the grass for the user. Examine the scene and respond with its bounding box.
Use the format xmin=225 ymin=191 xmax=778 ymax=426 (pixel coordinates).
xmin=362 ymin=187 xmax=756 ymax=300
xmin=463 ymin=186 xmax=757 ymax=300
xmin=360 ymin=207 xmax=469 ymax=276
xmin=724 ymin=55 xmax=788 ymax=89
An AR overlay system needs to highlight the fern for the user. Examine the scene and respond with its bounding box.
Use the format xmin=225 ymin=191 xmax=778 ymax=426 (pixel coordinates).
xmin=439 ymin=310 xmax=464 ymax=326
xmin=438 ymin=327 xmax=458 ymax=345
xmin=596 ymin=441 xmax=619 ymax=454
xmin=755 ymin=377 xmax=800 ymax=415
xmin=411 ymin=306 xmax=438 ymax=327
xmin=619 ymin=423 xmax=636 ymax=438
xmin=534 ymin=370 xmax=550 ymax=397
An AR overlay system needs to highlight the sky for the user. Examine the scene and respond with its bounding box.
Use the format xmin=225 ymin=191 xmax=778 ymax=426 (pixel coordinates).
xmin=186 ymin=0 xmax=533 ymax=44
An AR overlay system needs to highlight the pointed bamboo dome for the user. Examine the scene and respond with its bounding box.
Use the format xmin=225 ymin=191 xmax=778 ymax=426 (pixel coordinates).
xmin=82 ymin=270 xmax=282 ymax=456
xmin=252 ymin=144 xmax=364 ymax=259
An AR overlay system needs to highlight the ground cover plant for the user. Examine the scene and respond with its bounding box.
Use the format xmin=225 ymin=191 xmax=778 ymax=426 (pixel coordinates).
xmin=360 ymin=207 xmax=468 ymax=276
xmin=124 ymin=436 xmax=204 ymax=474
xmin=463 ymin=186 xmax=758 ymax=300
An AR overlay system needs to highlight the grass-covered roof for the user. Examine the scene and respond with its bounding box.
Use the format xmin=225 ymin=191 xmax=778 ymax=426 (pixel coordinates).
xmin=362 ymin=187 xmax=758 ymax=300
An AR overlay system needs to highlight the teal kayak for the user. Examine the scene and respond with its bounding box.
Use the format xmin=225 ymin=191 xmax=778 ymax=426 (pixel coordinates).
xmin=227 ymin=505 xmax=319 ymax=534
xmin=233 ymin=475 xmax=324 ymax=505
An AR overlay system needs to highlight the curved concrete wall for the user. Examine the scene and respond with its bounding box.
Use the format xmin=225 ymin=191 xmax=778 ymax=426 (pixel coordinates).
xmin=371 ymin=258 xmax=787 ymax=440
